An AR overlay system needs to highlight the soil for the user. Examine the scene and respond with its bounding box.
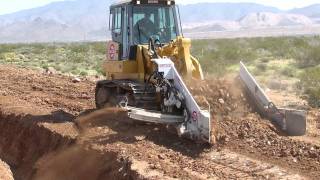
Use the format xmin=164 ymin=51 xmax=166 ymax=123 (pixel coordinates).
xmin=0 ymin=64 xmax=319 ymax=179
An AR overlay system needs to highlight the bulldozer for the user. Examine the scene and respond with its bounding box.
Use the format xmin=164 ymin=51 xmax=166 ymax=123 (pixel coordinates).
xmin=95 ymin=0 xmax=307 ymax=143
xmin=95 ymin=0 xmax=211 ymax=143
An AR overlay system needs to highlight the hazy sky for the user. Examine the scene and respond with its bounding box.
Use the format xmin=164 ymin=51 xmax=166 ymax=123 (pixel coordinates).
xmin=0 ymin=0 xmax=319 ymax=15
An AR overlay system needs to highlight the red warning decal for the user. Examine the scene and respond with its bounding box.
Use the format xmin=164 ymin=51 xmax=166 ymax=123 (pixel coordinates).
xmin=109 ymin=44 xmax=116 ymax=60
xmin=192 ymin=111 xmax=198 ymax=121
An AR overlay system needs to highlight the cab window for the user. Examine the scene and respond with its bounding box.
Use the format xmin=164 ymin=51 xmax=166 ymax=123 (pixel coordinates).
xmin=133 ymin=6 xmax=178 ymax=44
xmin=112 ymin=7 xmax=122 ymax=34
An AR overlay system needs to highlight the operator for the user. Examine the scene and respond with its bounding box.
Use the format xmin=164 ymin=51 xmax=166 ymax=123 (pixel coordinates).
xmin=134 ymin=11 xmax=156 ymax=43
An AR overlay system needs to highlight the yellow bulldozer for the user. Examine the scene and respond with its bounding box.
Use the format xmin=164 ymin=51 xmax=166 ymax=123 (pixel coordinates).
xmin=95 ymin=0 xmax=306 ymax=143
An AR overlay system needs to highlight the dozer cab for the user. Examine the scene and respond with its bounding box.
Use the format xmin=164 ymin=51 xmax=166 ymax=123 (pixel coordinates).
xmin=95 ymin=0 xmax=211 ymax=143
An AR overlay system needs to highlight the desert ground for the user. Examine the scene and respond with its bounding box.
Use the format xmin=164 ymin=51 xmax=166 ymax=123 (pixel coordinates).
xmin=0 ymin=64 xmax=319 ymax=179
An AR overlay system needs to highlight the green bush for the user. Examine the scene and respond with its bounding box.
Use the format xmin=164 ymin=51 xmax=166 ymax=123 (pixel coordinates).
xmin=281 ymin=66 xmax=296 ymax=77
xmin=191 ymin=36 xmax=320 ymax=75
xmin=300 ymin=67 xmax=320 ymax=107
xmin=1 ymin=42 xmax=107 ymax=76
xmin=295 ymin=46 xmax=320 ymax=68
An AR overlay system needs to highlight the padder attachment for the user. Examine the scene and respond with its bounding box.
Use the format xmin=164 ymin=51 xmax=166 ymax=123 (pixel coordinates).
xmin=239 ymin=61 xmax=307 ymax=136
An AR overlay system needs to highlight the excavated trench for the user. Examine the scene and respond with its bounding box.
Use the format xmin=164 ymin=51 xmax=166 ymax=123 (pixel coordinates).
xmin=0 ymin=112 xmax=73 ymax=179
xmin=0 ymin=99 xmax=141 ymax=180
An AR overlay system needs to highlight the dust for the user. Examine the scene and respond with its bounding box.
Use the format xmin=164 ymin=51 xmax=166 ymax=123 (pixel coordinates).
xmin=33 ymin=145 xmax=130 ymax=180
xmin=33 ymin=108 xmax=138 ymax=180
xmin=76 ymin=108 xmax=131 ymax=130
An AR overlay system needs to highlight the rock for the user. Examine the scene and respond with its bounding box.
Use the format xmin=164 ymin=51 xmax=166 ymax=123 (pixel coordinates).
xmin=0 ymin=91 xmax=8 ymax=96
xmin=280 ymin=149 xmax=290 ymax=157
xmin=72 ymin=77 xmax=81 ymax=83
xmin=219 ymin=89 xmax=225 ymax=96
xmin=308 ymin=150 xmax=318 ymax=158
xmin=46 ymin=67 xmax=57 ymax=75
xmin=81 ymin=93 xmax=91 ymax=100
xmin=158 ymin=154 xmax=165 ymax=160
xmin=292 ymin=157 xmax=298 ymax=163
xmin=150 ymin=164 xmax=156 ymax=169
xmin=267 ymin=141 xmax=271 ymax=146
xmin=134 ymin=135 xmax=146 ymax=141
xmin=200 ymin=87 xmax=205 ymax=93
xmin=218 ymin=98 xmax=225 ymax=104
xmin=154 ymin=163 xmax=161 ymax=169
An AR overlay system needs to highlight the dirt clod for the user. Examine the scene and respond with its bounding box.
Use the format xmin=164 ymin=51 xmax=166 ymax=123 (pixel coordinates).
xmin=72 ymin=77 xmax=82 ymax=83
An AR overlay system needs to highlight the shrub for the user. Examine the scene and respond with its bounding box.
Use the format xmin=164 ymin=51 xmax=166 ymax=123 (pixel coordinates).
xmin=256 ymin=62 xmax=267 ymax=71
xmin=300 ymin=67 xmax=320 ymax=107
xmin=281 ymin=66 xmax=296 ymax=77
xmin=295 ymin=46 xmax=320 ymax=68
xmin=80 ymin=71 xmax=88 ymax=76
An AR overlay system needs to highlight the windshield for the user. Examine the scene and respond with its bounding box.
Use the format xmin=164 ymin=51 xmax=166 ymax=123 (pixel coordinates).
xmin=133 ymin=6 xmax=178 ymax=44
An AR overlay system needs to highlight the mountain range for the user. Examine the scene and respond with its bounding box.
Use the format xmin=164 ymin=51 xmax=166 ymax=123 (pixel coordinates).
xmin=0 ymin=0 xmax=319 ymax=42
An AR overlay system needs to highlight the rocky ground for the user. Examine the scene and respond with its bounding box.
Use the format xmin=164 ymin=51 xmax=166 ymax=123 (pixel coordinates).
xmin=0 ymin=64 xmax=319 ymax=179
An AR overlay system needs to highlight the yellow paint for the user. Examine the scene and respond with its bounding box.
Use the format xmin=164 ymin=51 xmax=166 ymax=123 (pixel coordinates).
xmin=103 ymin=36 xmax=204 ymax=81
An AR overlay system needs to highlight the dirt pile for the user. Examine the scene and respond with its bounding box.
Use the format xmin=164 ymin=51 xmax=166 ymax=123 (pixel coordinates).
xmin=190 ymin=77 xmax=320 ymax=177
xmin=189 ymin=77 xmax=251 ymax=137
xmin=0 ymin=65 xmax=95 ymax=115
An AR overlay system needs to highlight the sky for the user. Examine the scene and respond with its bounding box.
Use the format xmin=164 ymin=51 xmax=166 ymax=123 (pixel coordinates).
xmin=0 ymin=0 xmax=319 ymax=15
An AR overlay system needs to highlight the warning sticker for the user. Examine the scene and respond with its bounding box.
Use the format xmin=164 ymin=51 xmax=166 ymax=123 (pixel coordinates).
xmin=192 ymin=111 xmax=198 ymax=121
xmin=107 ymin=41 xmax=118 ymax=61
xmin=109 ymin=44 xmax=115 ymax=60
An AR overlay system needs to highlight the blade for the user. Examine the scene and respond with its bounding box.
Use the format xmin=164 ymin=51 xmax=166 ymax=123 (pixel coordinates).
xmin=239 ymin=61 xmax=307 ymax=136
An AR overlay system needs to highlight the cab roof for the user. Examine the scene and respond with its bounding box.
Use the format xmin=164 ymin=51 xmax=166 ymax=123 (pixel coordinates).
xmin=110 ymin=0 xmax=175 ymax=8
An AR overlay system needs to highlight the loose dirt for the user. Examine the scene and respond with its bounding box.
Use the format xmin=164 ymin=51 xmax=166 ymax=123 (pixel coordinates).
xmin=190 ymin=77 xmax=320 ymax=178
xmin=0 ymin=64 xmax=319 ymax=179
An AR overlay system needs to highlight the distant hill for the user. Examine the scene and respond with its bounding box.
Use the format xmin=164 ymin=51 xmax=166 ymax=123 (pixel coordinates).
xmin=0 ymin=0 xmax=319 ymax=43
xmin=290 ymin=4 xmax=320 ymax=18
xmin=239 ymin=12 xmax=313 ymax=28
xmin=0 ymin=0 xmax=112 ymax=42
xmin=179 ymin=3 xmax=280 ymax=22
